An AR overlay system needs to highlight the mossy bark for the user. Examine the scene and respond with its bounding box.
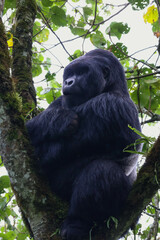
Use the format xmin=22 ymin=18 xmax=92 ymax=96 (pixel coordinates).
xmin=12 ymin=0 xmax=37 ymax=113
xmin=0 ymin=13 xmax=67 ymax=240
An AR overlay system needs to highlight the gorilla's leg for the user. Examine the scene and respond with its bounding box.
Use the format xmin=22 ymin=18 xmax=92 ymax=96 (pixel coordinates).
xmin=61 ymin=160 xmax=131 ymax=240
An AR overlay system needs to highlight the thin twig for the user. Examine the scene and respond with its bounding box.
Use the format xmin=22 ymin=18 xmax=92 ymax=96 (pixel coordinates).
xmin=34 ymin=40 xmax=64 ymax=68
xmin=37 ymin=3 xmax=131 ymax=55
xmin=82 ymin=0 xmax=98 ymax=51
xmin=94 ymin=3 xmax=130 ymax=26
xmin=126 ymin=71 xmax=160 ymax=80
xmin=37 ymin=6 xmax=73 ymax=60
xmin=109 ymin=34 xmax=157 ymax=70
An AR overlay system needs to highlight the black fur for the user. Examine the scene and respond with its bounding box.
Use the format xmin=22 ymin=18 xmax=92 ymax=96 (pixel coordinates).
xmin=26 ymin=49 xmax=141 ymax=240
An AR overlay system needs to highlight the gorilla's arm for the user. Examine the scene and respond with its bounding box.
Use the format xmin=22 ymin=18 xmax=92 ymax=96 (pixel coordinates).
xmin=26 ymin=93 xmax=140 ymax=171
xmin=75 ymin=93 xmax=140 ymax=142
xmin=66 ymin=93 xmax=141 ymax=159
xmin=26 ymin=96 xmax=78 ymax=146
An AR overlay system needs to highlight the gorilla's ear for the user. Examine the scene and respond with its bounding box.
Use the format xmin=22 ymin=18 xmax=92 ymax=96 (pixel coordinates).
xmin=103 ymin=67 xmax=110 ymax=81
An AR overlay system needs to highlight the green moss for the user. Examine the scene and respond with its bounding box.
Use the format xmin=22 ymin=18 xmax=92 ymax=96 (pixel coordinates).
xmin=16 ymin=0 xmax=37 ymax=16
xmin=0 ymin=89 xmax=25 ymax=132
xmin=0 ymin=22 xmax=11 ymax=81
xmin=54 ymin=197 xmax=68 ymax=223
xmin=7 ymin=129 xmax=19 ymax=140
xmin=5 ymin=92 xmax=22 ymax=112
xmin=12 ymin=0 xmax=37 ymax=112
xmin=0 ymin=20 xmax=12 ymax=98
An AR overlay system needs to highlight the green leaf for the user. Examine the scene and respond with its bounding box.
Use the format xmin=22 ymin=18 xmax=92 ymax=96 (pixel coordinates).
xmin=128 ymin=0 xmax=149 ymax=10
xmin=86 ymin=0 xmax=102 ymax=4
xmin=70 ymin=26 xmax=87 ymax=36
xmin=128 ymin=125 xmax=153 ymax=140
xmin=4 ymin=0 xmax=16 ymax=12
xmin=33 ymin=22 xmax=50 ymax=42
xmin=124 ymin=126 xmax=156 ymax=155
xmin=90 ymin=31 xmax=106 ymax=48
xmin=66 ymin=15 xmax=75 ymax=25
xmin=37 ymin=82 xmax=61 ymax=104
xmin=0 ymin=197 xmax=7 ymax=209
xmin=0 ymin=230 xmax=16 ymax=240
xmin=32 ymin=64 xmax=42 ymax=77
xmin=134 ymin=223 xmax=142 ymax=235
xmin=144 ymin=78 xmax=160 ymax=84
xmin=46 ymin=90 xmax=55 ymax=104
xmin=111 ymin=216 xmax=118 ymax=229
xmin=45 ymin=72 xmax=56 ymax=82
xmin=0 ymin=176 xmax=10 ymax=193
xmin=36 ymin=86 xmax=43 ymax=97
xmin=0 ymin=156 xmax=2 ymax=165
xmin=83 ymin=7 xmax=93 ymax=21
xmin=43 ymin=58 xmax=51 ymax=71
xmin=152 ymin=21 xmax=160 ymax=32
xmin=94 ymin=15 xmax=103 ymax=24
xmin=0 ymin=176 xmax=10 ymax=189
xmin=51 ymin=0 xmax=67 ymax=6
xmin=68 ymin=50 xmax=83 ymax=61
xmin=41 ymin=0 xmax=53 ymax=7
xmin=106 ymin=216 xmax=118 ymax=229
xmin=70 ymin=18 xmax=88 ymax=36
xmin=51 ymin=6 xmax=67 ymax=27
xmin=106 ymin=22 xmax=130 ymax=40
xmin=108 ymin=43 xmax=128 ymax=58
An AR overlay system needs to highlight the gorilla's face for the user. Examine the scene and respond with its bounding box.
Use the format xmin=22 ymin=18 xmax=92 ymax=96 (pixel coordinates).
xmin=62 ymin=59 xmax=109 ymax=107
xmin=63 ymin=62 xmax=90 ymax=96
xmin=62 ymin=49 xmax=129 ymax=108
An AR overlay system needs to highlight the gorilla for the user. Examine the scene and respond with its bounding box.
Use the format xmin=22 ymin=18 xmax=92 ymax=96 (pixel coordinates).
xmin=26 ymin=49 xmax=141 ymax=240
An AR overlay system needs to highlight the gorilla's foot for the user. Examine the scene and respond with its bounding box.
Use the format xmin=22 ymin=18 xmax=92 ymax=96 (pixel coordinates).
xmin=61 ymin=218 xmax=91 ymax=240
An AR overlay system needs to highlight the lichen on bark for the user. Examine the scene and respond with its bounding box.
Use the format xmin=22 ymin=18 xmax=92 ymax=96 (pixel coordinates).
xmin=12 ymin=0 xmax=37 ymax=113
xmin=0 ymin=18 xmax=11 ymax=94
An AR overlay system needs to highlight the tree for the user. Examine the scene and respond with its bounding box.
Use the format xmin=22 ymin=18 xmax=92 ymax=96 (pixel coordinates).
xmin=0 ymin=0 xmax=160 ymax=239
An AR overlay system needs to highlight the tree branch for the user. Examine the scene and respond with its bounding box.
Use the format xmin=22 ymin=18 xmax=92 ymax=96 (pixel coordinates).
xmin=101 ymin=135 xmax=160 ymax=240
xmin=0 ymin=0 xmax=5 ymax=17
xmin=37 ymin=6 xmax=73 ymax=60
xmin=126 ymin=71 xmax=160 ymax=81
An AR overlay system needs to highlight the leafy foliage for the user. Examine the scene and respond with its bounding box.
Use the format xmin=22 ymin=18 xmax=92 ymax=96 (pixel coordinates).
xmin=128 ymin=0 xmax=150 ymax=10
xmin=0 ymin=164 xmax=31 ymax=240
xmin=106 ymin=22 xmax=130 ymax=40
xmin=90 ymin=31 xmax=107 ymax=48
xmin=51 ymin=6 xmax=67 ymax=27
xmin=33 ymin=22 xmax=50 ymax=42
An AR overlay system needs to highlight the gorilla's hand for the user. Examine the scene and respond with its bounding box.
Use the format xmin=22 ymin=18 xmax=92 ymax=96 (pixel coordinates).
xmin=64 ymin=111 xmax=79 ymax=136
xmin=56 ymin=109 xmax=79 ymax=137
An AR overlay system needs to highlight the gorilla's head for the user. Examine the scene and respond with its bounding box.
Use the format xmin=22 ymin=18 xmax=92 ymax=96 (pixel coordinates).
xmin=62 ymin=49 xmax=129 ymax=108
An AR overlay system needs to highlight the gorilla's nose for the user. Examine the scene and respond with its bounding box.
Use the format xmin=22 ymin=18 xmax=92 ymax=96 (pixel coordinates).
xmin=64 ymin=78 xmax=75 ymax=87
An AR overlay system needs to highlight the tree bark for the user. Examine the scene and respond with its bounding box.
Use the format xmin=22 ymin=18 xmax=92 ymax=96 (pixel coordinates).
xmin=0 ymin=1 xmax=160 ymax=239
xmin=12 ymin=0 xmax=37 ymax=112
xmin=0 ymin=8 xmax=66 ymax=240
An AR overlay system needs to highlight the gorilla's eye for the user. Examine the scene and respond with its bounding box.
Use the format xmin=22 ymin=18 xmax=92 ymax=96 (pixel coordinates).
xmin=75 ymin=66 xmax=89 ymax=76
xmin=63 ymin=68 xmax=74 ymax=79
xmin=103 ymin=68 xmax=110 ymax=80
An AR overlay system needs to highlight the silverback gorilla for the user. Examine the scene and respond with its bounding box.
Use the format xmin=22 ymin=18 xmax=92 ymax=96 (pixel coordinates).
xmin=26 ymin=49 xmax=141 ymax=240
